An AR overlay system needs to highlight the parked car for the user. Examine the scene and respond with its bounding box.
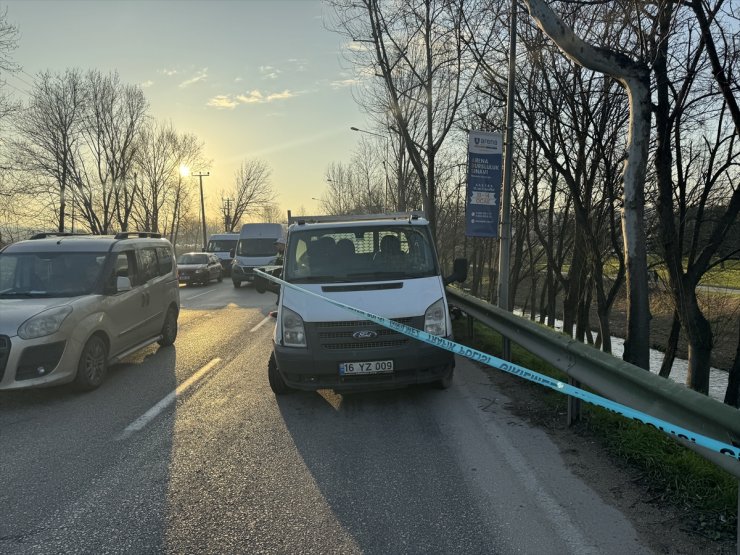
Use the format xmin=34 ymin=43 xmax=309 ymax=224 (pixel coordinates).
xmin=0 ymin=232 xmax=180 ymax=391
xmin=177 ymin=252 xmax=223 ymax=285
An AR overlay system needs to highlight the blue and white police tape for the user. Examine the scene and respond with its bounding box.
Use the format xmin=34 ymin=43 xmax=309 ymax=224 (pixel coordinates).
xmin=255 ymin=269 xmax=740 ymax=462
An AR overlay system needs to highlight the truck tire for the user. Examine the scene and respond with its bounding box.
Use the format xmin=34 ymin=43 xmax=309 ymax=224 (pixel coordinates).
xmin=433 ymin=366 xmax=454 ymax=390
xmin=268 ymin=352 xmax=290 ymax=395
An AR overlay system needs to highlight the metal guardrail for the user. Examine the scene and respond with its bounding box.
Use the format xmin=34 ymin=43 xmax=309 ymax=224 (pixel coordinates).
xmin=445 ymin=287 xmax=740 ymax=480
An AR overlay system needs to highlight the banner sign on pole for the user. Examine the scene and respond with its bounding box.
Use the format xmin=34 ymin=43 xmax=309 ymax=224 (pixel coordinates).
xmin=465 ymin=130 xmax=503 ymax=238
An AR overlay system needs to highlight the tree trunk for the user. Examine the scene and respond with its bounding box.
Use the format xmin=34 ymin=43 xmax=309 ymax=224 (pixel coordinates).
xmin=679 ymin=284 xmax=714 ymax=394
xmin=523 ymin=0 xmax=652 ymax=369
xmin=659 ymin=311 xmax=681 ymax=378
xmin=723 ymin=319 xmax=740 ymax=408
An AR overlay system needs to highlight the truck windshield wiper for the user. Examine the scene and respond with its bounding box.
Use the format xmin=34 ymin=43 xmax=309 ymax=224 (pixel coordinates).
xmin=290 ymin=275 xmax=351 ymax=284
xmin=346 ymin=272 xmax=408 ymax=280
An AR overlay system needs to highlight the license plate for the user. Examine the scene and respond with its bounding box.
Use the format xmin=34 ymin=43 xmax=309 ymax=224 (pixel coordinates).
xmin=339 ymin=360 xmax=394 ymax=375
xmin=180 ymin=275 xmax=190 ymax=280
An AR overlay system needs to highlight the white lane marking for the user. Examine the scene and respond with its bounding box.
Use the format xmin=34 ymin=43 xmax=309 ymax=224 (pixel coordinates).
xmin=185 ymin=289 xmax=215 ymax=300
xmin=117 ymin=358 xmax=222 ymax=440
xmin=250 ymin=315 xmax=273 ymax=332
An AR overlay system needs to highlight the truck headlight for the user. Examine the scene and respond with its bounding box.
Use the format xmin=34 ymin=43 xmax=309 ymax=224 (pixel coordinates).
xmin=424 ymin=298 xmax=446 ymax=336
xmin=18 ymin=305 xmax=73 ymax=340
xmin=282 ymin=306 xmax=306 ymax=347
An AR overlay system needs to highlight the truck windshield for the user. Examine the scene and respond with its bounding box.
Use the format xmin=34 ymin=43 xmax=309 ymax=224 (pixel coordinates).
xmin=207 ymin=239 xmax=237 ymax=252
xmin=284 ymin=225 xmax=438 ymax=283
xmin=237 ymin=238 xmax=278 ymax=257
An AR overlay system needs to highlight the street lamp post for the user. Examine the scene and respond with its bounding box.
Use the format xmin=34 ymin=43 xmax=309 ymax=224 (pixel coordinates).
xmin=351 ymin=126 xmax=390 ymax=211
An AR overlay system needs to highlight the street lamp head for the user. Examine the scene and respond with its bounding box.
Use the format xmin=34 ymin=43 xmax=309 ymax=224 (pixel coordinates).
xmin=350 ymin=126 xmax=360 ymax=131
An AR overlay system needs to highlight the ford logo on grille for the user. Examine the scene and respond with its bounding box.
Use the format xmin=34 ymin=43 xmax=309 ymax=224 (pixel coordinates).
xmin=352 ymin=330 xmax=377 ymax=339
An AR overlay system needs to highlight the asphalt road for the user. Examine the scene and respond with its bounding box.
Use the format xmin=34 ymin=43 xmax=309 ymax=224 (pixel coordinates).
xmin=1 ymin=281 xmax=653 ymax=554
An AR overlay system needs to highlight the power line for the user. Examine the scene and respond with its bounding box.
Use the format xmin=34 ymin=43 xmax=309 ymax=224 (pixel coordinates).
xmin=1 ymin=78 xmax=29 ymax=97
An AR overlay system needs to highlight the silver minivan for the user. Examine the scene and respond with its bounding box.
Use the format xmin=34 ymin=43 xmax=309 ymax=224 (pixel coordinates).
xmin=0 ymin=232 xmax=180 ymax=391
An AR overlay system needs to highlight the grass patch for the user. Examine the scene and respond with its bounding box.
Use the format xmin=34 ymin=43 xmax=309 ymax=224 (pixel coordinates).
xmin=452 ymin=317 xmax=738 ymax=538
xmin=701 ymin=260 xmax=740 ymax=290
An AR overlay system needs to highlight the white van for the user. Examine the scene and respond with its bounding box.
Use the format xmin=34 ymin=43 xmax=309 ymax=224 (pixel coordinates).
xmin=206 ymin=232 xmax=238 ymax=276
xmin=260 ymin=212 xmax=467 ymax=394
xmin=231 ymin=223 xmax=286 ymax=287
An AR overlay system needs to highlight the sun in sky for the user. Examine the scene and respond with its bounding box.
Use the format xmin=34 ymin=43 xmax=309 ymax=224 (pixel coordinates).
xmin=3 ymin=0 xmax=368 ymax=220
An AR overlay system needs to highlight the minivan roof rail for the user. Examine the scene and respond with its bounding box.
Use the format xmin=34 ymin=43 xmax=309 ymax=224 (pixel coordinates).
xmin=29 ymin=232 xmax=90 ymax=240
xmin=114 ymin=231 xmax=162 ymax=239
xmin=289 ymin=211 xmax=424 ymax=225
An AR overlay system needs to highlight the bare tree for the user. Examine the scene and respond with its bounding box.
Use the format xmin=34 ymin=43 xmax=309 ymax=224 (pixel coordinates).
xmin=133 ymin=121 xmax=205 ymax=235
xmin=328 ymin=0 xmax=494 ymax=237
xmin=521 ymin=0 xmax=652 ymax=369
xmin=71 ymin=70 xmax=148 ymax=233
xmin=224 ymin=159 xmax=276 ymax=230
xmin=0 ymin=7 xmax=19 ymax=136
xmin=652 ymin=0 xmax=740 ymax=395
xmin=13 ymin=69 xmax=86 ymax=233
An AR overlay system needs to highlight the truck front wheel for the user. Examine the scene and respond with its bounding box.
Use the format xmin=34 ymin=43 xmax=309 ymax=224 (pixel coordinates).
xmin=268 ymin=352 xmax=290 ymax=395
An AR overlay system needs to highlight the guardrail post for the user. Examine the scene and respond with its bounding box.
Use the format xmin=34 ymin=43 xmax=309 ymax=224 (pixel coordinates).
xmin=567 ymin=377 xmax=581 ymax=426
xmin=467 ymin=314 xmax=475 ymax=340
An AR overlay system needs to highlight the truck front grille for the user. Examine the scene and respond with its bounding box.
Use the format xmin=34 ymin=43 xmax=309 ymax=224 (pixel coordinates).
xmin=308 ymin=317 xmax=420 ymax=351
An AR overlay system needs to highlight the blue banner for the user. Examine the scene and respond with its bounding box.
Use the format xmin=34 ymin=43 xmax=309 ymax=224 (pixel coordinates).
xmin=465 ymin=131 xmax=503 ymax=238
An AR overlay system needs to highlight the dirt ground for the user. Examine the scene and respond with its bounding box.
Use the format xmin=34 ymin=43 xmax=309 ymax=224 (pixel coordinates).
xmin=476 ymin=279 xmax=739 ymax=552
xmin=479 ymin=364 xmax=738 ymax=554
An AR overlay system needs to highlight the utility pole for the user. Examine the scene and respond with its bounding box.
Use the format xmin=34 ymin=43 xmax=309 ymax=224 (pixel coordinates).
xmin=194 ymin=171 xmax=209 ymax=250
xmin=222 ymin=197 xmax=233 ymax=231
xmin=497 ymin=0 xmax=517 ymax=361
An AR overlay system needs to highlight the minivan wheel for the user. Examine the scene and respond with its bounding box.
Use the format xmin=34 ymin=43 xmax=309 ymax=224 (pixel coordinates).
xmin=74 ymin=335 xmax=108 ymax=391
xmin=233 ymin=280 xmax=241 ymax=288
xmin=268 ymin=352 xmax=290 ymax=395
xmin=158 ymin=307 xmax=178 ymax=346
xmin=433 ymin=366 xmax=454 ymax=390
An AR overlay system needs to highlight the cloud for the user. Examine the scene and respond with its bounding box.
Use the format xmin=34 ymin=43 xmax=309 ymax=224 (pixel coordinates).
xmin=140 ymin=80 xmax=154 ymax=88
xmin=330 ymin=79 xmax=358 ymax=89
xmin=206 ymin=89 xmax=297 ymax=109
xmin=207 ymin=95 xmax=239 ymax=110
xmin=179 ymin=68 xmax=208 ymax=88
xmin=265 ymin=90 xmax=294 ymax=101
xmin=159 ymin=68 xmax=179 ymax=76
xmin=259 ymin=65 xmax=281 ymax=80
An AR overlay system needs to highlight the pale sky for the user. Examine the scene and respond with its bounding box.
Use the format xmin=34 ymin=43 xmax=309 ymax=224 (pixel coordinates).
xmin=3 ymin=0 xmax=368 ymax=221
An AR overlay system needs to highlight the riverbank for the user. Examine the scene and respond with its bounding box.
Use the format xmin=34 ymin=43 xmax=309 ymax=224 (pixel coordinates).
xmin=509 ymin=278 xmax=739 ymax=373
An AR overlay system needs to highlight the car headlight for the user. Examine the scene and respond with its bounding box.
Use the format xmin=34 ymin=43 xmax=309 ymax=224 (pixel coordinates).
xmin=424 ymin=298 xmax=447 ymax=336
xmin=195 ymin=266 xmax=207 ymax=273
xmin=18 ymin=305 xmax=73 ymax=340
xmin=281 ymin=306 xmax=306 ymax=347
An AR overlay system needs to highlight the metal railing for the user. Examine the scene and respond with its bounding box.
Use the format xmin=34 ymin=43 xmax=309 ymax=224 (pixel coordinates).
xmin=445 ymin=286 xmax=740 ymax=480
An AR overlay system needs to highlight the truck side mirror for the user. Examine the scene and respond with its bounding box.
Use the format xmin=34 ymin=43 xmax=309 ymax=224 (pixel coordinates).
xmin=229 ymin=248 xmax=235 ymax=258
xmin=444 ymin=257 xmax=468 ymax=286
